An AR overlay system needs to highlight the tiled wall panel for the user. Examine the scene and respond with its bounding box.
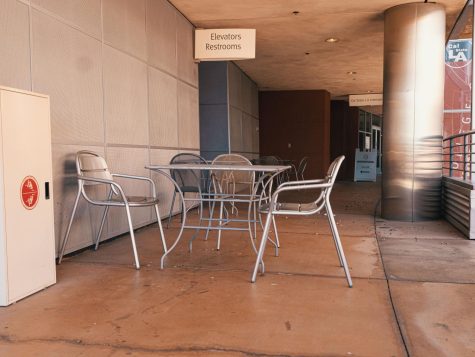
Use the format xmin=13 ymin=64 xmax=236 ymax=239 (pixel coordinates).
xmin=0 ymin=1 xmax=199 ymax=255
xmin=228 ymin=63 xmax=242 ymax=108
xmin=103 ymin=0 xmax=146 ymax=60
xmin=241 ymin=73 xmax=253 ymax=115
xmin=146 ymin=0 xmax=177 ymax=75
xmin=32 ymin=10 xmax=104 ymax=145
xmin=229 ymin=107 xmax=242 ymax=152
xmin=178 ymin=82 xmax=200 ymax=149
xmin=32 ymin=0 xmax=101 ymax=38
xmin=0 ymin=0 xmax=31 ymax=90
xmin=242 ymin=113 xmax=253 ymax=152
xmin=199 ymin=61 xmax=259 ymax=158
xmin=252 ymin=118 xmax=260 ymax=152
xmin=149 ymin=67 xmax=179 ymax=147
xmin=103 ymin=45 xmax=148 ymax=145
xmin=177 ymin=13 xmax=198 ymax=87
xmin=229 ymin=63 xmax=259 ymax=155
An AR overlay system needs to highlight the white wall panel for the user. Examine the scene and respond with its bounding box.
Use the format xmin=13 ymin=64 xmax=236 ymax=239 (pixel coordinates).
xmin=103 ymin=0 xmax=146 ymax=60
xmin=177 ymin=13 xmax=198 ymax=87
xmin=105 ymin=147 xmax=153 ymax=237
xmin=146 ymin=0 xmax=177 ymax=75
xmin=0 ymin=0 xmax=31 ymax=90
xmin=149 ymin=67 xmax=178 ymax=147
xmin=178 ymin=82 xmax=199 ymax=149
xmin=104 ymin=45 xmax=148 ymax=145
xmin=32 ymin=10 xmax=103 ymax=145
xmin=32 ymin=0 xmax=101 ymax=38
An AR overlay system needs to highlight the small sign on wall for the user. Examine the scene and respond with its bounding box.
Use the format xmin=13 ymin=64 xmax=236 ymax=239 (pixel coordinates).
xmin=349 ymin=94 xmax=383 ymax=107
xmin=195 ymin=29 xmax=256 ymax=61
xmin=20 ymin=176 xmax=39 ymax=210
xmin=354 ymin=149 xmax=377 ymax=182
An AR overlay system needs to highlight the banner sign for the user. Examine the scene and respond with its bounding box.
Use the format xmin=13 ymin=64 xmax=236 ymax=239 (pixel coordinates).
xmin=349 ymin=94 xmax=383 ymax=107
xmin=195 ymin=29 xmax=256 ymax=61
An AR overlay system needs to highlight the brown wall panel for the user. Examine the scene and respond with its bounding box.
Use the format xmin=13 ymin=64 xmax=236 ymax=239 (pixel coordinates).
xmin=330 ymin=100 xmax=359 ymax=180
xmin=259 ymin=90 xmax=331 ymax=178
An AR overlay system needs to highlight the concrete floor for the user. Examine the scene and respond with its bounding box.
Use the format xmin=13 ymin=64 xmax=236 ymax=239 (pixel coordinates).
xmin=1 ymin=181 xmax=475 ymax=356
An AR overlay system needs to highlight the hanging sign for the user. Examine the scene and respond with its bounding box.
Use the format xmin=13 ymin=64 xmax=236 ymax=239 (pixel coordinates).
xmin=20 ymin=176 xmax=39 ymax=210
xmin=195 ymin=29 xmax=256 ymax=61
xmin=349 ymin=94 xmax=383 ymax=107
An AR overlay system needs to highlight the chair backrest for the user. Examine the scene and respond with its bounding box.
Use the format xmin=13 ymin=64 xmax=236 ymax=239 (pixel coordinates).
xmin=169 ymin=153 xmax=209 ymax=192
xmin=76 ymin=151 xmax=113 ymax=182
xmin=324 ymin=155 xmax=345 ymax=197
xmin=212 ymin=154 xmax=254 ymax=194
xmin=75 ymin=151 xmax=116 ymax=202
xmin=260 ymin=156 xmax=279 ymax=165
xmin=297 ymin=156 xmax=308 ymax=179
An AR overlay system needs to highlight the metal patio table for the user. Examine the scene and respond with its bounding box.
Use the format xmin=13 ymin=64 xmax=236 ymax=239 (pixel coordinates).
xmin=146 ymin=163 xmax=291 ymax=269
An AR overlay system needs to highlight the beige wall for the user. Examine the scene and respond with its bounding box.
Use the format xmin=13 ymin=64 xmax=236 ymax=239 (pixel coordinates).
xmin=0 ymin=0 xmax=199 ymax=255
xmin=228 ymin=62 xmax=259 ymax=159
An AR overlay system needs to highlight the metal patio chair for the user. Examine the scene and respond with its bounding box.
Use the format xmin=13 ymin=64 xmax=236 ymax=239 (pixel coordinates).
xmin=167 ymin=153 xmax=210 ymax=228
xmin=251 ymin=155 xmax=352 ymax=287
xmin=210 ymin=154 xmax=256 ymax=250
xmin=58 ymin=150 xmax=167 ymax=269
xmin=295 ymin=156 xmax=309 ymax=180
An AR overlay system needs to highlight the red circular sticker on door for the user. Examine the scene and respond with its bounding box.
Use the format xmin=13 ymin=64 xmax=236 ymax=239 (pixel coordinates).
xmin=21 ymin=176 xmax=39 ymax=210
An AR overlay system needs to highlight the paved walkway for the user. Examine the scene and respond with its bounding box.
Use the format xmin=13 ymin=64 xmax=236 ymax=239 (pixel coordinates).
xmin=0 ymin=181 xmax=474 ymax=356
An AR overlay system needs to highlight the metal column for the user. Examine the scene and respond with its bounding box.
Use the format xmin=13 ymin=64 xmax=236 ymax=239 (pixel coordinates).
xmin=382 ymin=3 xmax=445 ymax=221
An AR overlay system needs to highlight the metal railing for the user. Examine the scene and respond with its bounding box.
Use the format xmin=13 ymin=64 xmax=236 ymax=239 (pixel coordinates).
xmin=443 ymin=130 xmax=475 ymax=180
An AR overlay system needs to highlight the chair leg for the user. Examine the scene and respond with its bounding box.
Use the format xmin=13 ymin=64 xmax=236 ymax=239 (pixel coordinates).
xmin=95 ymin=187 xmax=113 ymax=251
xmin=58 ymin=189 xmax=81 ymax=264
xmin=124 ymin=205 xmax=140 ymax=269
xmin=94 ymin=206 xmax=109 ymax=250
xmin=205 ymin=198 xmax=216 ymax=241
xmin=198 ymin=195 xmax=204 ymax=226
xmin=217 ymin=201 xmax=224 ymax=250
xmin=326 ymin=202 xmax=352 ymax=288
xmin=251 ymin=211 xmax=274 ymax=282
xmin=272 ymin=216 xmax=280 ymax=249
xmin=154 ymin=204 xmax=168 ymax=253
xmin=247 ymin=201 xmax=257 ymax=254
xmin=253 ymin=201 xmax=257 ymax=240
xmin=191 ymin=193 xmax=204 ymax=241
xmin=180 ymin=196 xmax=185 ymax=223
xmin=326 ymin=212 xmax=344 ymax=267
xmin=167 ymin=191 xmax=176 ymax=228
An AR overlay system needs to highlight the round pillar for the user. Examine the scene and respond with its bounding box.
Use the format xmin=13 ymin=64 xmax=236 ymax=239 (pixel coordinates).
xmin=382 ymin=2 xmax=445 ymax=221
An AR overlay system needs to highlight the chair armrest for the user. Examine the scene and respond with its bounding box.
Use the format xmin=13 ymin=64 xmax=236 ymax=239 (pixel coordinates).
xmin=269 ymin=182 xmax=331 ymax=209
xmin=78 ymin=176 xmax=128 ymax=203
xmin=274 ymin=182 xmax=332 ymax=196
xmin=112 ymin=173 xmax=153 ymax=182
xmin=78 ymin=175 xmax=115 ymax=185
xmin=278 ymin=178 xmax=326 ymax=188
xmin=111 ymin=173 xmax=157 ymax=197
